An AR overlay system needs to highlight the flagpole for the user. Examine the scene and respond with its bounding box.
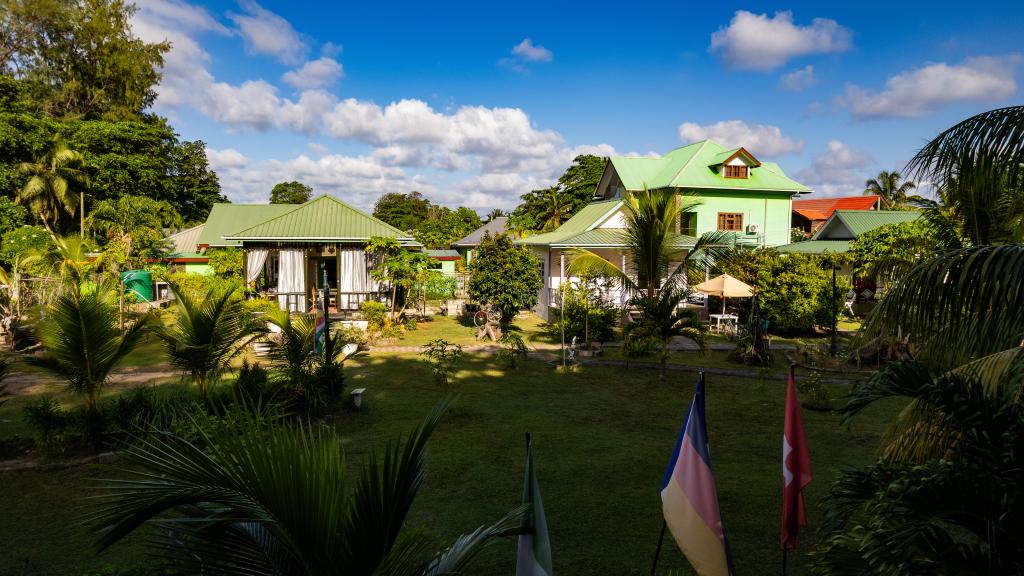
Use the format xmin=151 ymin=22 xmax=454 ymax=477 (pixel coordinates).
xmin=782 ymin=549 xmax=788 ymax=576
xmin=650 ymin=520 xmax=666 ymax=576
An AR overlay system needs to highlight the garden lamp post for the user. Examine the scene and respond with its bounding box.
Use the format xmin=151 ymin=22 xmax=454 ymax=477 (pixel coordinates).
xmin=830 ymin=264 xmax=840 ymax=357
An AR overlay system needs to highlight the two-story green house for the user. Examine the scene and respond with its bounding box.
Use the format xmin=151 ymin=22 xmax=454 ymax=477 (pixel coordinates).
xmin=520 ymin=139 xmax=810 ymax=319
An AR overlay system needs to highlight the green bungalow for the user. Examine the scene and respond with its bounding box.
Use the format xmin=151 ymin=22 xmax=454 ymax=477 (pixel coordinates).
xmin=520 ymin=139 xmax=810 ymax=319
xmin=195 ymin=195 xmax=418 ymax=312
xmin=776 ymin=209 xmax=921 ymax=255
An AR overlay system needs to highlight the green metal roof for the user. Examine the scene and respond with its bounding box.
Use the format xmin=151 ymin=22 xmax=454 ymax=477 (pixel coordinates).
xmin=197 ymin=204 xmax=294 ymax=247
xmin=549 ymin=228 xmax=697 ymax=249
xmin=776 ymin=240 xmax=851 ymax=254
xmin=224 ymin=195 xmax=416 ymax=242
xmin=426 ymin=249 xmax=460 ymax=259
xmin=518 ymin=199 xmax=623 ymax=246
xmin=609 ymin=140 xmax=810 ymax=194
xmin=164 ymin=224 xmax=206 ymax=258
xmin=813 ymin=210 xmax=921 ymax=240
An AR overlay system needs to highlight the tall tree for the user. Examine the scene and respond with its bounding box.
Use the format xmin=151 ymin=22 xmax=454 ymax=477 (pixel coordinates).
xmin=270 ymin=180 xmax=313 ymax=204
xmin=485 ymin=208 xmax=505 ymax=223
xmin=863 ymin=170 xmax=924 ymax=209
xmin=414 ymin=206 xmax=482 ymax=249
xmin=0 ymin=0 xmax=168 ymax=120
xmin=467 ymin=232 xmax=541 ymax=321
xmin=373 ymin=191 xmax=431 ymax=231
xmin=16 ymin=138 xmax=86 ymax=233
xmin=510 ymin=154 xmax=607 ymax=232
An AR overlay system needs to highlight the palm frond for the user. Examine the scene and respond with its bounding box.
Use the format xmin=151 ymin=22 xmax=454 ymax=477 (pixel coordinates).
xmin=861 ymin=245 xmax=1024 ymax=370
xmin=421 ymin=504 xmax=528 ymax=575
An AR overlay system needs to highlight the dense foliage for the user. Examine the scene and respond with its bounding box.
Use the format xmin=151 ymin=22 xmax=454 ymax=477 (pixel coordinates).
xmin=269 ymin=180 xmax=313 ymax=204
xmin=549 ymin=275 xmax=619 ymax=345
xmin=718 ymin=249 xmax=849 ymax=333
xmin=0 ymin=0 xmax=225 ymax=241
xmin=88 ymin=194 xmax=180 ymax=267
xmin=509 ymin=154 xmax=605 ymax=232
xmin=467 ymin=232 xmax=541 ymax=321
xmin=372 ymin=192 xmax=482 ymax=248
xmin=848 ymin=220 xmax=937 ymax=278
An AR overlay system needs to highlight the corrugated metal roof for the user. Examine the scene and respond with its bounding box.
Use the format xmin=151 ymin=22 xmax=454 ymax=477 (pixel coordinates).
xmin=426 ymin=249 xmax=461 ymax=259
xmin=608 ymin=140 xmax=810 ymax=194
xmin=813 ymin=210 xmax=920 ymax=240
xmin=550 ymin=229 xmax=697 ymax=248
xmin=776 ymin=240 xmax=851 ymax=254
xmin=793 ymin=195 xmax=879 ymax=220
xmin=225 ymin=195 xmax=415 ymax=242
xmin=165 ymin=224 xmax=205 ymax=257
xmin=518 ymin=200 xmax=623 ymax=246
xmin=197 ymin=204 xmax=294 ymax=247
xmin=451 ymin=217 xmax=508 ymax=247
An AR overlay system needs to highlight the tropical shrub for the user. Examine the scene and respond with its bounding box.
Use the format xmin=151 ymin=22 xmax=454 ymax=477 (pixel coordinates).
xmin=467 ymin=232 xmax=541 ymax=321
xmin=234 ymin=359 xmax=271 ymax=404
xmin=23 ymin=396 xmax=74 ymax=455
xmin=359 ymin=300 xmax=389 ymax=331
xmin=549 ymin=276 xmax=619 ymax=345
xmin=718 ymin=249 xmax=849 ymax=333
xmin=0 ymin=224 xmax=54 ymax=275
xmin=207 ymin=247 xmax=244 ymax=279
xmin=36 ymin=281 xmax=149 ymax=415
xmin=497 ymin=331 xmax=528 ymax=369
xmin=848 ymin=220 xmax=937 ymax=280
xmin=421 ymin=339 xmax=463 ymax=385
xmin=157 ymin=285 xmax=262 ymax=399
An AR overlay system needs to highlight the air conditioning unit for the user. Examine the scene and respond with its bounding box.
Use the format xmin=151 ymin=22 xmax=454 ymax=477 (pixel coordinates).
xmin=746 ymin=223 xmax=760 ymax=234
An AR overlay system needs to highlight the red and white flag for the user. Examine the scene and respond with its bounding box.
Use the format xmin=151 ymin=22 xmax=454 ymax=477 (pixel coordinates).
xmin=781 ymin=365 xmax=813 ymax=550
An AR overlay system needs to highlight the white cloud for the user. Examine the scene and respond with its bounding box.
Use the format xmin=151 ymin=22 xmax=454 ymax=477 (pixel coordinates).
xmin=710 ymin=11 xmax=851 ymax=71
xmin=282 ymin=57 xmax=343 ymax=90
xmin=205 ymin=148 xmax=249 ymax=170
xmin=499 ymin=38 xmax=553 ymax=72
xmin=132 ymin=0 xmax=615 ymax=210
xmin=839 ymin=56 xmax=1018 ymax=119
xmin=779 ymin=65 xmax=816 ymax=91
xmin=511 ymin=38 xmax=553 ymax=62
xmin=795 ymin=140 xmax=873 ymax=197
xmin=678 ymin=120 xmax=804 ymax=156
xmin=228 ymin=0 xmax=307 ymax=65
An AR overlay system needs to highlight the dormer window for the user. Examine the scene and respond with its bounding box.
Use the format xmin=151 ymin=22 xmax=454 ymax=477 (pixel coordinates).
xmin=724 ymin=165 xmax=748 ymax=179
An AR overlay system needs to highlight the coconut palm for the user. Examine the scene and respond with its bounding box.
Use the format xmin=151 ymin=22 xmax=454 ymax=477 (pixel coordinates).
xmin=863 ymin=170 xmax=924 ymax=210
xmin=627 ymin=281 xmax=707 ymax=375
xmin=541 ymin=188 xmax=571 ymax=231
xmin=17 ymin=140 xmax=87 ymax=234
xmin=485 ymin=208 xmax=505 ymax=223
xmin=569 ymin=188 xmax=731 ymax=300
xmin=35 ymin=279 xmax=149 ymax=414
xmin=88 ymin=399 xmax=525 ymax=575
xmin=157 ymin=286 xmax=264 ymax=399
xmin=88 ymin=195 xmax=182 ymax=266
xmin=906 ymin=106 xmax=1024 ymax=246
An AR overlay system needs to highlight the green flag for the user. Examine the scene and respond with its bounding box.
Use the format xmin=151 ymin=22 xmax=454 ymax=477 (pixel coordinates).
xmin=517 ymin=434 xmax=553 ymax=576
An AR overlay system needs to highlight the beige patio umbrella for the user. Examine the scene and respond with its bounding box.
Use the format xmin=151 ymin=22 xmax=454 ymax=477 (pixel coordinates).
xmin=694 ymin=273 xmax=755 ymax=314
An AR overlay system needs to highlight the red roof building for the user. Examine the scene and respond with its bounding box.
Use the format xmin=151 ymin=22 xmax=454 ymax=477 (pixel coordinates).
xmin=792 ymin=195 xmax=881 ymax=235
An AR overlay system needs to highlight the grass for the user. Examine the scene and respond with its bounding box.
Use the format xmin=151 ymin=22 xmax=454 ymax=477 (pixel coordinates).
xmin=375 ymin=312 xmax=558 ymax=348
xmin=0 ymin=348 xmax=897 ymax=575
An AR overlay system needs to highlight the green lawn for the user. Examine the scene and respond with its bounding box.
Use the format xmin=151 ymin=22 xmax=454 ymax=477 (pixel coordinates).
xmin=0 ymin=348 xmax=897 ymax=575
xmin=378 ymin=311 xmax=558 ymax=348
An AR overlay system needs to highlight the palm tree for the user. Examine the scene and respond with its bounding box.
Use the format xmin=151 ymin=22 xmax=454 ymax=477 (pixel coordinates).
xmin=88 ymin=400 xmax=525 ymax=575
xmin=157 ymin=286 xmax=264 ymax=399
xmin=35 ymin=279 xmax=149 ymax=415
xmin=628 ymin=282 xmax=707 ymax=375
xmin=486 ymin=208 xmax=505 ymax=223
xmin=17 ymin=140 xmax=87 ymax=234
xmin=569 ymin=188 xmax=730 ymax=300
xmin=49 ymin=233 xmax=94 ymax=287
xmin=88 ymin=195 xmax=182 ymax=266
xmin=0 ymin=252 xmax=41 ymax=350
xmin=813 ymin=360 xmax=1024 ymax=572
xmin=541 ymin=188 xmax=571 ymax=231
xmin=863 ymin=170 xmax=924 ymax=209
xmin=906 ymin=106 xmax=1024 ymax=246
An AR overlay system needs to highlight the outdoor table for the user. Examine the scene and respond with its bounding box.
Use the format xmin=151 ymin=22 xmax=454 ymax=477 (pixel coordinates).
xmin=709 ymin=313 xmax=739 ymax=333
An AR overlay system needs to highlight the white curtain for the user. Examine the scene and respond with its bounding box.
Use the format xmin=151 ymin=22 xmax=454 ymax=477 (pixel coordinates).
xmin=338 ymin=248 xmax=367 ymax=293
xmin=277 ymin=249 xmax=305 ymax=312
xmin=245 ymin=248 xmax=269 ymax=284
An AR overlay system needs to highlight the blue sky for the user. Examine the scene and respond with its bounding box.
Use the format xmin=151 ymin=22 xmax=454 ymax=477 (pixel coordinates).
xmin=133 ymin=0 xmax=1024 ymax=211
